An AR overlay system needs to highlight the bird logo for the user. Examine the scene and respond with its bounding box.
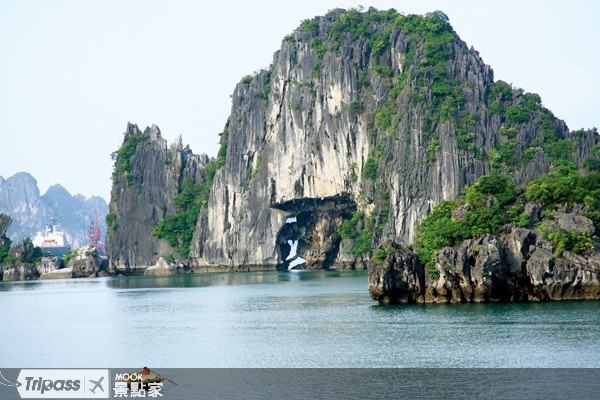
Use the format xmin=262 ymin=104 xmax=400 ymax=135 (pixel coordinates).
xmin=0 ymin=371 xmax=21 ymax=387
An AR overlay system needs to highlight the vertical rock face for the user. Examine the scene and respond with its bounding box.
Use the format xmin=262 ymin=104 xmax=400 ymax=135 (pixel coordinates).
xmin=105 ymin=123 xmax=209 ymax=270
xmin=107 ymin=9 xmax=598 ymax=271
xmin=189 ymin=9 xmax=597 ymax=269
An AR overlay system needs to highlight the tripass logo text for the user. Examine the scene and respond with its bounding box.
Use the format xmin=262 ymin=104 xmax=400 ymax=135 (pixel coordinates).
xmin=15 ymin=369 xmax=109 ymax=399
xmin=23 ymin=376 xmax=80 ymax=394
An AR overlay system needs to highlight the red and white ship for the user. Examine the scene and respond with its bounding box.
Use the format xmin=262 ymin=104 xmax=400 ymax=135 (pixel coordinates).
xmin=32 ymin=219 xmax=71 ymax=257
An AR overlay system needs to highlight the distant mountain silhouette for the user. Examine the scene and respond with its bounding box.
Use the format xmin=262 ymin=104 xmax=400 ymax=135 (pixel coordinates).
xmin=0 ymin=172 xmax=108 ymax=247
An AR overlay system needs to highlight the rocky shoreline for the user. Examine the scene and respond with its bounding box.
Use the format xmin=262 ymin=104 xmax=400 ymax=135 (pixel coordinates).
xmin=3 ymin=207 xmax=600 ymax=307
xmin=368 ymin=208 xmax=600 ymax=304
xmin=0 ymin=207 xmax=367 ymax=281
xmin=1 ymin=244 xmax=111 ymax=281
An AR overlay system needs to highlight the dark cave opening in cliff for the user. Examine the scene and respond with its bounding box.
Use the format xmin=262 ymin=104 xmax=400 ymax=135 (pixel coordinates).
xmin=271 ymin=194 xmax=357 ymax=271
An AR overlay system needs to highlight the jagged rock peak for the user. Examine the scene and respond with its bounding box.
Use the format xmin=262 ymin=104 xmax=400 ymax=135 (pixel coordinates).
xmin=171 ymin=134 xmax=184 ymax=151
xmin=43 ymin=184 xmax=71 ymax=199
xmin=124 ymin=122 xmax=142 ymax=139
xmin=106 ymin=123 xmax=210 ymax=270
xmin=188 ymin=8 xmax=598 ymax=269
xmin=147 ymin=124 xmax=161 ymax=141
xmin=107 ymin=8 xmax=598 ymax=273
xmin=124 ymin=123 xmax=188 ymax=152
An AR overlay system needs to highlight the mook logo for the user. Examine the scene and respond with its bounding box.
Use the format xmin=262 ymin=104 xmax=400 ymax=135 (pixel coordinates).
xmin=15 ymin=369 xmax=109 ymax=399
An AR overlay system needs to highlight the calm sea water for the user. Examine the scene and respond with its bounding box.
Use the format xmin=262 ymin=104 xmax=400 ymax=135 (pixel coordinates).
xmin=1 ymin=270 xmax=599 ymax=368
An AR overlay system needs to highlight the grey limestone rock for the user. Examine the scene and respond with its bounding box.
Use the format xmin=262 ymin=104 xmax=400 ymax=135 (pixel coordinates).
xmin=143 ymin=257 xmax=178 ymax=276
xmin=186 ymin=10 xmax=598 ymax=270
xmin=107 ymin=10 xmax=599 ymax=272
xmin=105 ymin=123 xmax=209 ymax=271
xmin=36 ymin=256 xmax=65 ymax=275
xmin=428 ymin=234 xmax=525 ymax=303
xmin=70 ymin=257 xmax=98 ymax=278
xmin=368 ymin=242 xmax=424 ymax=304
xmin=40 ymin=268 xmax=74 ymax=280
xmin=67 ymin=247 xmax=102 ymax=278
xmin=369 ymin=210 xmax=600 ymax=304
xmin=1 ymin=237 xmax=41 ymax=280
xmin=554 ymin=213 xmax=595 ymax=234
xmin=527 ymin=245 xmax=600 ymax=301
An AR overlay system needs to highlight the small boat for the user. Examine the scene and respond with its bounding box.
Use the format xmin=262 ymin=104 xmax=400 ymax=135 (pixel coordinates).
xmin=138 ymin=373 xmax=164 ymax=384
xmin=125 ymin=372 xmax=165 ymax=389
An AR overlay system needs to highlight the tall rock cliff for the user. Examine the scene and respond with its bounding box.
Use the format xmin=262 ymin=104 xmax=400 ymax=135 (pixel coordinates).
xmin=189 ymin=9 xmax=598 ymax=269
xmin=108 ymin=8 xmax=598 ymax=271
xmin=105 ymin=123 xmax=209 ymax=270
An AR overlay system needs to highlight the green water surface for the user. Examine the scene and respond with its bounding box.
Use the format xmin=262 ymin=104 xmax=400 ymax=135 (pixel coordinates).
xmin=1 ymin=270 xmax=599 ymax=367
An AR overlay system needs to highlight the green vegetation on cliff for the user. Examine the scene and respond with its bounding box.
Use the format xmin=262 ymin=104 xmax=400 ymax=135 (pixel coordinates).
xmin=106 ymin=212 xmax=117 ymax=231
xmin=0 ymin=239 xmax=12 ymax=264
xmin=300 ymin=7 xmax=592 ymax=263
xmin=415 ymin=173 xmax=518 ymax=273
xmin=525 ymin=168 xmax=600 ymax=207
xmin=328 ymin=9 xmax=462 ymax=134
xmin=340 ymin=211 xmax=376 ymax=255
xmin=152 ymin=179 xmax=203 ymax=258
xmin=106 ymin=8 xmax=598 ymax=270
xmin=1 ymin=240 xmax=43 ymax=268
xmin=62 ymin=249 xmax=77 ymax=265
xmin=415 ymin=168 xmax=600 ymax=275
xmin=31 ymin=246 xmax=44 ymax=265
xmin=152 ymin=126 xmax=229 ymax=258
xmin=540 ymin=223 xmax=594 ymax=257
xmin=486 ymin=80 xmax=583 ymax=172
xmin=583 ymin=144 xmax=600 ymax=172
xmin=111 ymin=133 xmax=148 ymax=186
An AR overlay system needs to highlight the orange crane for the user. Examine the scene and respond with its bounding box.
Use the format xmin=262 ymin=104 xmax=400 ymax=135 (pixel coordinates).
xmin=88 ymin=208 xmax=102 ymax=250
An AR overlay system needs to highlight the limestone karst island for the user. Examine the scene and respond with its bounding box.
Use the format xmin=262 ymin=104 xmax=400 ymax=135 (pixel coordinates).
xmin=2 ymin=8 xmax=599 ymax=305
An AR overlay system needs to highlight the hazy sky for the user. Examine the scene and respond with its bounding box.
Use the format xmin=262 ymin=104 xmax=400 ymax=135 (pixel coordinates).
xmin=1 ymin=0 xmax=598 ymax=201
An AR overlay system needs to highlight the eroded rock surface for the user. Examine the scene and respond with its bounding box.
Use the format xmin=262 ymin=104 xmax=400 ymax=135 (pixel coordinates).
xmin=369 ymin=212 xmax=600 ymax=304
xmin=106 ymin=123 xmax=209 ymax=271
xmin=106 ymin=9 xmax=599 ymax=272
